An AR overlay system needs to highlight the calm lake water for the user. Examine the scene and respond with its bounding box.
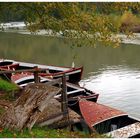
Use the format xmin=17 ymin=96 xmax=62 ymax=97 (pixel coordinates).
xmin=1 ymin=32 xmax=140 ymax=118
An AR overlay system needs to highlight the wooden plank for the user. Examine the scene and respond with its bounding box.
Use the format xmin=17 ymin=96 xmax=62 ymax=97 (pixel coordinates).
xmin=16 ymin=60 xmax=70 ymax=71
xmin=28 ymin=78 xmax=62 ymax=86
xmin=54 ymin=89 xmax=84 ymax=98
xmin=33 ymin=66 xmax=40 ymax=83
xmin=38 ymin=113 xmax=64 ymax=127
xmin=36 ymin=99 xmax=81 ymax=129
xmin=61 ymin=74 xmax=68 ymax=113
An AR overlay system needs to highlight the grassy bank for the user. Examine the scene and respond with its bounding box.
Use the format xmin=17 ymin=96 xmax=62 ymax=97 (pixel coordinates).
xmin=0 ymin=127 xmax=107 ymax=138
xmin=0 ymin=78 xmax=18 ymax=92
xmin=0 ymin=78 xmax=107 ymax=138
xmin=0 ymin=78 xmax=19 ymax=101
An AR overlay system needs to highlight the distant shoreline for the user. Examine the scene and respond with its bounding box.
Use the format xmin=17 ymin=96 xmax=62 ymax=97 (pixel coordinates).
xmin=1 ymin=21 xmax=140 ymax=46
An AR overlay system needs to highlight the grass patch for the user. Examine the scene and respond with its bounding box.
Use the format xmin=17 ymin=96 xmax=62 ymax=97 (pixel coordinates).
xmin=0 ymin=78 xmax=18 ymax=92
xmin=0 ymin=78 xmax=19 ymax=101
xmin=0 ymin=126 xmax=108 ymax=138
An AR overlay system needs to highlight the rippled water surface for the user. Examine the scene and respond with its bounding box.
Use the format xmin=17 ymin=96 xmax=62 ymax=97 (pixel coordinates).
xmin=80 ymin=66 xmax=140 ymax=118
xmin=1 ymin=32 xmax=140 ymax=118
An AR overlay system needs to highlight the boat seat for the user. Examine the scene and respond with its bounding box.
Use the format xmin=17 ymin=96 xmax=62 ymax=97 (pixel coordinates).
xmin=54 ymin=88 xmax=85 ymax=98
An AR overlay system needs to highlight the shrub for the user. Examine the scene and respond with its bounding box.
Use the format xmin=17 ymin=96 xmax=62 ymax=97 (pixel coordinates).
xmin=120 ymin=10 xmax=140 ymax=32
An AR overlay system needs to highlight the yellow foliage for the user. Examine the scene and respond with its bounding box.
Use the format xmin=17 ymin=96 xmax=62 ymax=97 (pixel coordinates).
xmin=121 ymin=10 xmax=140 ymax=26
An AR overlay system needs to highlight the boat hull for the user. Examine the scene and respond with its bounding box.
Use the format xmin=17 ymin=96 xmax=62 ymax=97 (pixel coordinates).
xmin=79 ymin=99 xmax=140 ymax=138
xmin=0 ymin=59 xmax=83 ymax=84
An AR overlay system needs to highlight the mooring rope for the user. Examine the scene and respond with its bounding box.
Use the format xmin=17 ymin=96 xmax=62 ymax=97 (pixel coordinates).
xmin=68 ymin=99 xmax=79 ymax=106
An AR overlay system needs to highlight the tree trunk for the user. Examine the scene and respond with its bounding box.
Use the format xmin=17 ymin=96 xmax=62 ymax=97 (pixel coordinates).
xmin=0 ymin=83 xmax=62 ymax=131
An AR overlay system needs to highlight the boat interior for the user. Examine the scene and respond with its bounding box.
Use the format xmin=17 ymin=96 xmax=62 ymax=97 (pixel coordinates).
xmin=15 ymin=75 xmax=90 ymax=98
xmin=94 ymin=115 xmax=138 ymax=134
xmin=16 ymin=65 xmax=62 ymax=73
xmin=0 ymin=60 xmax=63 ymax=73
xmin=71 ymin=115 xmax=139 ymax=136
xmin=0 ymin=61 xmax=13 ymax=66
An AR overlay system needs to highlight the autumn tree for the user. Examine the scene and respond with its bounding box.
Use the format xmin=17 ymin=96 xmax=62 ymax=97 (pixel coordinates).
xmin=0 ymin=2 xmax=140 ymax=47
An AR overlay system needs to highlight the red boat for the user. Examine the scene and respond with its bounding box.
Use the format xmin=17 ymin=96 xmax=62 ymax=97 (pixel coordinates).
xmin=0 ymin=59 xmax=83 ymax=84
xmin=79 ymin=99 xmax=140 ymax=138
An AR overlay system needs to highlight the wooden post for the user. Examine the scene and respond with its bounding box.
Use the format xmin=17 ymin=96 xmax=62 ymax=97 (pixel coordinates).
xmin=33 ymin=66 xmax=40 ymax=83
xmin=61 ymin=74 xmax=68 ymax=114
xmin=61 ymin=74 xmax=71 ymax=130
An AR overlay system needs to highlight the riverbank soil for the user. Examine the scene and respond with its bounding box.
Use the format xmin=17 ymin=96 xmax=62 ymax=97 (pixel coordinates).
xmin=0 ymin=91 xmax=15 ymax=113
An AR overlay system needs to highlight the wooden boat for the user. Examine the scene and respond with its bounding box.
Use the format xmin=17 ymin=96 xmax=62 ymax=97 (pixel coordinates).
xmin=0 ymin=59 xmax=18 ymax=67
xmin=55 ymin=82 xmax=99 ymax=114
xmin=79 ymin=99 xmax=140 ymax=138
xmin=11 ymin=73 xmax=48 ymax=86
xmin=11 ymin=73 xmax=99 ymax=112
xmin=0 ymin=59 xmax=83 ymax=84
